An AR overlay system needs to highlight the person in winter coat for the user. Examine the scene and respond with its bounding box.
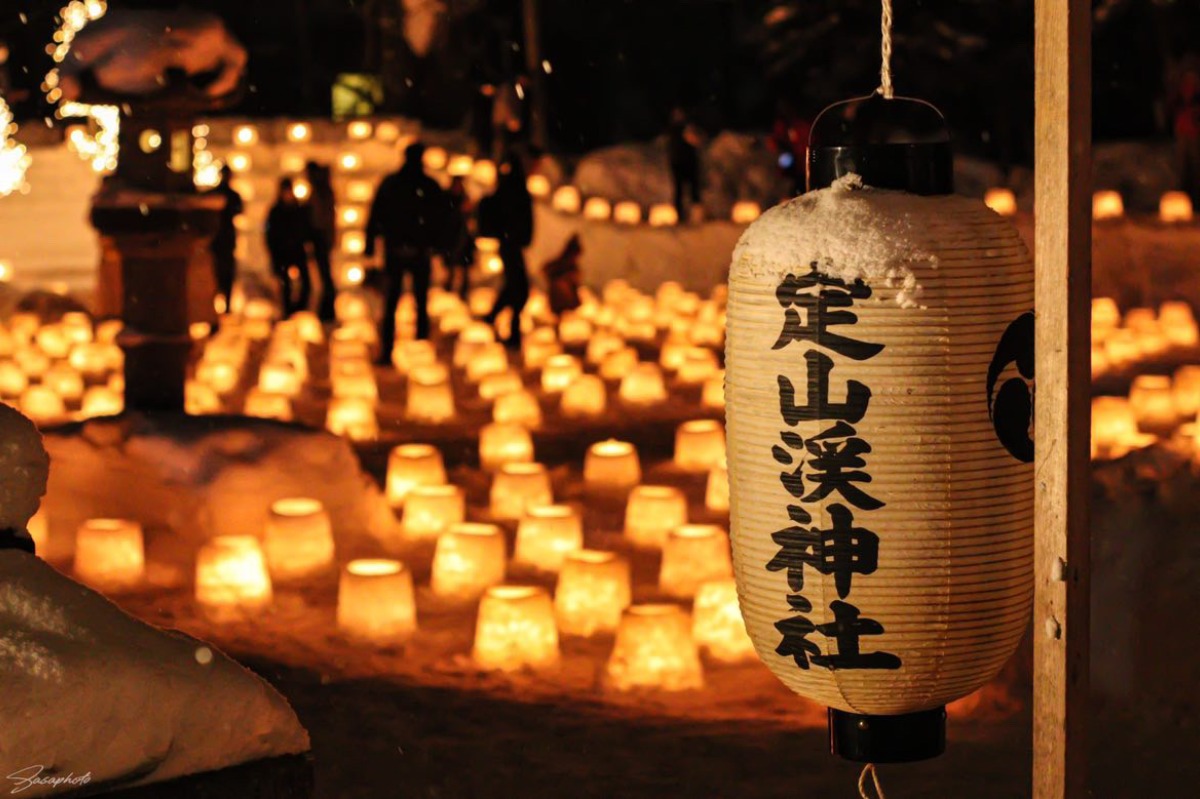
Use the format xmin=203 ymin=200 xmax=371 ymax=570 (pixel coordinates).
xmin=265 ymin=177 xmax=315 ymax=318
xmin=209 ymin=164 xmax=243 ymax=313
xmin=443 ymin=176 xmax=475 ymax=300
xmin=543 ymin=235 xmax=582 ymax=316
xmin=667 ymin=107 xmax=702 ymax=220
xmin=304 ymin=161 xmax=338 ymax=322
xmin=479 ymin=154 xmax=534 ymax=349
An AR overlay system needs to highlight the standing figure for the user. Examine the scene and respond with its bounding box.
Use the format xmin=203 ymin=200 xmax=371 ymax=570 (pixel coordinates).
xmin=667 ymin=107 xmax=702 ymax=221
xmin=480 ymin=155 xmax=534 ymax=349
xmin=443 ymin=176 xmax=475 ymax=300
xmin=266 ymin=177 xmax=314 ymax=318
xmin=1173 ymin=61 xmax=1200 ymax=204
xmin=768 ymin=100 xmax=811 ymax=198
xmin=365 ymin=142 xmax=451 ymax=360
xmin=209 ymin=164 xmax=243 ymax=314
xmin=305 ymin=161 xmax=338 ymax=322
xmin=543 ymin=235 xmax=582 ymax=316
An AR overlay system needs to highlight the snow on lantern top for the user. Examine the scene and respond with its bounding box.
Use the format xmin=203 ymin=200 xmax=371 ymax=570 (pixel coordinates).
xmin=0 ymin=404 xmax=50 ymax=535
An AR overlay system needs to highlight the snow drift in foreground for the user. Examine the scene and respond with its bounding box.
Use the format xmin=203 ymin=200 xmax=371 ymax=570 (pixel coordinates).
xmin=0 ymin=550 xmax=309 ymax=797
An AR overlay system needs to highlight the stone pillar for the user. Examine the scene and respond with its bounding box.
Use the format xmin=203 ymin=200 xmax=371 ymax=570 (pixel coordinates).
xmin=91 ymin=192 xmax=222 ymax=412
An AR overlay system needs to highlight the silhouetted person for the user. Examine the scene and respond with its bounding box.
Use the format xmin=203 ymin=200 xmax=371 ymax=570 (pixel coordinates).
xmin=1173 ymin=61 xmax=1200 ymax=204
xmin=304 ymin=161 xmax=338 ymax=322
xmin=544 ymin=235 xmax=582 ymax=316
xmin=667 ymin=107 xmax=702 ymax=219
xmin=210 ymin=164 xmax=243 ymax=313
xmin=266 ymin=177 xmax=314 ymax=318
xmin=768 ymin=100 xmax=811 ymax=197
xmin=365 ymin=141 xmax=451 ymax=360
xmin=480 ymin=155 xmax=534 ymax=349
xmin=443 ymin=176 xmax=475 ymax=300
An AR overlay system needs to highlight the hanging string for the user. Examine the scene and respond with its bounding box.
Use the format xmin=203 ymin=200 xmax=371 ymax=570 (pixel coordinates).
xmin=858 ymin=763 xmax=888 ymax=799
xmin=878 ymin=0 xmax=895 ymax=99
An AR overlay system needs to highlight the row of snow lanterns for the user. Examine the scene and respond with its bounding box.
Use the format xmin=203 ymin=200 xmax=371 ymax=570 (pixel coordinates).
xmin=0 ymin=312 xmax=125 ymax=425
xmin=984 ymin=185 xmax=1197 ymax=223
xmin=1092 ymin=366 xmax=1200 ymax=461
xmin=1091 ymin=297 xmax=1199 ymax=378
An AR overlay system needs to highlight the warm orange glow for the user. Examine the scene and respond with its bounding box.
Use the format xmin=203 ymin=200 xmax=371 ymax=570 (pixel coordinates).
xmin=1159 ymin=190 xmax=1194 ymax=223
xmin=706 ymin=462 xmax=730 ymax=512
xmin=287 ymin=122 xmax=311 ymax=142
xmin=1092 ymin=189 xmax=1124 ymax=220
xmin=347 ymin=120 xmax=373 ymax=140
xmin=604 ymin=605 xmax=704 ymax=691
xmin=561 ymin=374 xmax=607 ymax=417
xmin=0 ymin=362 xmax=28 ymax=396
xmin=1092 ymin=298 xmax=1118 ymax=336
xmin=1129 ymin=374 xmax=1176 ymax=432
xmin=346 ymin=179 xmax=374 ymax=203
xmin=243 ymin=388 xmax=292 ymax=421
xmin=584 ymin=439 xmax=641 ymax=490
xmin=387 ymin=444 xmax=447 ymax=507
xmin=490 ymin=462 xmax=553 ymax=520
xmin=337 ymin=559 xmax=417 ymax=644
xmin=431 ymin=523 xmax=507 ymax=600
xmin=598 ymin=347 xmax=638 ymax=380
xmin=479 ymin=370 xmax=524 ymax=401
xmin=472 ymin=585 xmax=560 ymax=671
xmin=263 ymin=498 xmax=336 ymax=581
xmin=453 ymin=321 xmax=496 ymax=366
xmin=541 ymin=354 xmax=582 ymax=393
xmin=731 ymin=201 xmax=761 ymax=224
xmin=195 ymin=536 xmax=274 ymax=620
xmin=43 ymin=365 xmax=84 ymax=402
xmin=392 ymin=339 xmax=438 ymax=374
xmin=19 ymin=385 xmax=65 ymax=424
xmin=1174 ymin=365 xmax=1200 ymax=418
xmin=195 ymin=357 xmax=241 ymax=395
xmin=338 ymin=151 xmax=363 ymax=172
xmin=402 ymin=484 xmax=466 ymax=541
xmin=692 ymin=579 xmax=756 ymax=663
xmin=557 ymin=312 xmax=592 ymax=345
xmin=527 ymin=174 xmax=551 ymax=198
xmin=1159 ymin=301 xmax=1199 ymax=347
xmin=471 ymin=159 xmax=498 ymax=188
xmin=74 ymin=518 xmax=144 ymax=591
xmin=234 ymin=125 xmax=258 ymax=145
xmin=674 ymin=419 xmax=726 ymax=472
xmin=465 ymin=342 xmax=510 ymax=382
xmin=326 ymin=396 xmax=378 ymax=440
xmin=521 ymin=328 xmax=562 ymax=370
xmin=624 ymin=485 xmax=687 ymax=548
xmin=28 ymin=506 xmax=48 ymax=554
xmin=493 ymin=390 xmax=544 ymax=428
xmin=514 ymin=504 xmax=583 ymax=572
xmin=701 ymin=373 xmax=725 ymax=410
xmin=984 ymin=187 xmax=1017 ymax=216
xmin=648 ymin=203 xmax=678 ymax=227
xmin=185 ymin=379 xmax=221 ymax=415
xmin=447 ymin=154 xmax=474 ymax=177
xmin=583 ymin=197 xmax=612 ymax=220
xmin=552 ymin=185 xmax=581 ymax=214
xmin=1091 ymin=395 xmax=1154 ymax=459
xmin=479 ymin=422 xmax=535 ymax=471
xmin=585 ymin=329 xmax=625 ymax=365
xmin=676 ymin=348 xmax=719 ymax=384
xmin=554 ymin=550 xmax=631 ymax=637
xmin=659 ymin=524 xmax=733 ymax=598
xmin=406 ymin=366 xmax=456 ymax=423
xmin=613 ymin=201 xmax=642 ymax=225
xmin=618 ymin=363 xmax=668 ymax=405
xmin=1103 ymin=329 xmax=1142 ymax=369
xmin=258 ymin=361 xmax=302 ymax=397
xmin=423 ymin=146 xmax=449 ymax=171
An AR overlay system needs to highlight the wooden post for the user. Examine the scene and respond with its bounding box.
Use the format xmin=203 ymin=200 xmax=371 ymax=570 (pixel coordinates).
xmin=1033 ymin=1 xmax=1091 ymax=798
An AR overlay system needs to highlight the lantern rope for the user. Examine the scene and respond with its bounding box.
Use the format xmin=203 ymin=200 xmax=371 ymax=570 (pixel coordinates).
xmin=858 ymin=763 xmax=888 ymax=799
xmin=878 ymin=0 xmax=895 ymax=99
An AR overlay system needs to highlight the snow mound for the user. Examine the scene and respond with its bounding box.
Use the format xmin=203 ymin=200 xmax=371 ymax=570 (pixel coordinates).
xmin=0 ymin=550 xmax=309 ymax=796
xmin=0 ymin=404 xmax=49 ymax=534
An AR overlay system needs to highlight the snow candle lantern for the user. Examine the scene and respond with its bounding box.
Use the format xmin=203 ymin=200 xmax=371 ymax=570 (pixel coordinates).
xmin=692 ymin=579 xmax=756 ymax=663
xmin=983 ymin=187 xmax=1018 ymax=217
xmin=1092 ymin=189 xmax=1124 ymax=220
xmin=195 ymin=536 xmax=274 ymax=620
xmin=659 ymin=524 xmax=734 ymax=598
xmin=489 ymin=462 xmax=553 ymax=520
xmin=618 ymin=363 xmax=668 ymax=405
xmin=1128 ymin=374 xmax=1177 ymax=433
xmin=527 ymin=173 xmax=552 ymax=198
xmin=552 ymin=185 xmax=581 ymax=214
xmin=326 ymin=396 xmax=378 ymax=440
xmin=624 ymin=485 xmax=688 ymax=548
xmin=554 ymin=550 xmax=631 ymax=636
xmin=732 ymin=201 xmax=762 ymax=224
xmin=584 ymin=440 xmax=641 ymax=490
xmin=726 ymin=93 xmax=1034 ymax=761
xmin=1159 ymin=191 xmax=1194 ymax=224
xmin=604 ymin=605 xmax=704 ymax=691
xmin=337 ymin=559 xmax=417 ymax=644
xmin=431 ymin=523 xmax=507 ymax=601
xmin=472 ymin=585 xmax=560 ymax=671
xmin=613 ymin=201 xmax=642 ymax=225
xmin=674 ymin=419 xmax=727 ymax=472
xmin=74 ymin=518 xmax=145 ymax=591
xmin=1091 ymin=396 xmax=1145 ymax=458
xmin=20 ymin=386 xmax=65 ymax=425
xmin=540 ymin=354 xmax=582 ymax=393
xmin=479 ymin=422 xmax=534 ymax=471
xmin=386 ymin=444 xmax=447 ymax=507
xmin=514 ymin=504 xmax=583 ymax=572
xmin=1158 ymin=301 xmax=1199 ymax=348
xmin=583 ymin=197 xmax=612 ymax=221
xmin=561 ymin=374 xmax=607 ymax=417
xmin=479 ymin=370 xmax=524 ymax=401
xmin=706 ymin=461 xmax=730 ymax=512
xmin=263 ymin=498 xmax=336 ymax=581
xmin=649 ymin=204 xmax=678 ymax=227
xmin=406 ymin=365 xmax=456 ymax=423
xmin=1173 ymin=364 xmax=1200 ymax=417
xmin=402 ymin=484 xmax=465 ymax=541
xmin=243 ymin=389 xmax=292 ymax=422
xmin=493 ymin=390 xmax=544 ymax=428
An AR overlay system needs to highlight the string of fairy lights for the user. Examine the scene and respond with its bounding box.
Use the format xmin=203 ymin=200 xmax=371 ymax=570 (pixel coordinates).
xmin=0 ymin=97 xmax=31 ymax=196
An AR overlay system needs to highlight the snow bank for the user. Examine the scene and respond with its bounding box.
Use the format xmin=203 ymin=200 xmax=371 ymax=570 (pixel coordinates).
xmin=0 ymin=550 xmax=309 ymax=796
xmin=0 ymin=405 xmax=49 ymax=534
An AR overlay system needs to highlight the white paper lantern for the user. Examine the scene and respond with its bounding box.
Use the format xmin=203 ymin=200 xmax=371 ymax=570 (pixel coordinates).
xmin=726 ymin=176 xmax=1034 ymax=721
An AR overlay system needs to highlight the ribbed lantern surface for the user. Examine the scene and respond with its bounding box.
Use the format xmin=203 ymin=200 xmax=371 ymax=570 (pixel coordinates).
xmin=725 ymin=175 xmax=1034 ymax=715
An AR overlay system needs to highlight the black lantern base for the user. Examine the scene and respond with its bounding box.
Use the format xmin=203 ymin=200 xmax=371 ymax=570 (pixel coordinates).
xmin=828 ymin=707 xmax=946 ymax=763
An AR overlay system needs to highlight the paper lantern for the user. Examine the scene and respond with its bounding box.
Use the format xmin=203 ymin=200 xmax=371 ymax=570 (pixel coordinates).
xmin=983 ymin=187 xmax=1017 ymax=217
xmin=583 ymin=197 xmax=612 ymax=221
xmin=387 ymin=444 xmax=447 ymax=507
xmin=706 ymin=462 xmax=730 ymax=512
xmin=541 ymin=354 xmax=582 ymax=393
xmin=326 ymin=396 xmax=378 ymax=440
xmin=1093 ymin=189 xmax=1124 ymax=220
xmin=1129 ymin=374 xmax=1176 ymax=433
xmin=479 ymin=422 xmax=534 ymax=471
xmin=674 ymin=420 xmax=726 ymax=472
xmin=243 ymin=388 xmax=292 ymax=421
xmin=490 ymin=462 xmax=553 ymax=520
xmin=430 ymin=523 xmax=507 ymax=601
xmin=561 ymin=374 xmax=607 ymax=417
xmin=584 ymin=440 xmax=641 ymax=490
xmin=402 ymin=484 xmax=465 ymax=541
xmin=623 ymin=485 xmax=688 ymax=549
xmin=514 ymin=504 xmax=583 ymax=572
xmin=554 ymin=550 xmax=631 ymax=636
xmin=195 ymin=536 xmax=273 ymax=620
xmin=493 ymin=390 xmax=544 ymax=428
xmin=20 ymin=386 xmax=65 ymax=425
xmin=473 ymin=586 xmax=560 ymax=671
xmin=613 ymin=201 xmax=642 ymax=225
xmin=74 ymin=518 xmax=144 ymax=591
xmin=659 ymin=524 xmax=733 ymax=598
xmin=649 ymin=204 xmax=679 ymax=227
xmin=1159 ymin=301 xmax=1199 ymax=347
xmin=726 ymin=173 xmax=1034 ymax=736
xmin=453 ymin=321 xmax=496 ymax=365
xmin=604 ymin=605 xmax=704 ymax=691
xmin=406 ymin=366 xmax=456 ymax=423
xmin=618 ymin=363 xmax=668 ymax=406
xmin=692 ymin=579 xmax=756 ymax=663
xmin=263 ymin=498 xmax=335 ymax=581
xmin=1159 ymin=190 xmax=1193 ymax=223
xmin=337 ymin=559 xmax=417 ymax=644
xmin=732 ymin=201 xmax=761 ymax=224
xmin=81 ymin=385 xmax=124 ymax=418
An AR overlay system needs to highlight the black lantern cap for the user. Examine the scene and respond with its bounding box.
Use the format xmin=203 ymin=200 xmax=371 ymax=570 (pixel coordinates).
xmin=807 ymin=94 xmax=954 ymax=196
xmin=829 ymin=706 xmax=946 ymax=763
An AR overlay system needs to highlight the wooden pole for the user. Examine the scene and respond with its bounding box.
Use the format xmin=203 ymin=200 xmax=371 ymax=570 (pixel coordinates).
xmin=1033 ymin=1 xmax=1091 ymax=798
xmin=522 ymin=0 xmax=550 ymax=151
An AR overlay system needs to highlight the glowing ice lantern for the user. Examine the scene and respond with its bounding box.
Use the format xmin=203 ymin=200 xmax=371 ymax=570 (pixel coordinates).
xmin=649 ymin=204 xmax=678 ymax=227
xmin=527 ymin=174 xmax=551 ymax=198
xmin=584 ymin=440 xmax=641 ymax=490
xmin=19 ymin=386 xmax=65 ymax=425
xmin=613 ymin=201 xmax=641 ymax=225
xmin=473 ymin=585 xmax=560 ymax=671
xmin=387 ymin=444 xmax=447 ymax=507
xmin=347 ymin=120 xmax=373 ymax=140
xmin=1129 ymin=375 xmax=1176 ymax=433
xmin=561 ymin=374 xmax=607 ymax=417
xmin=692 ymin=579 xmax=756 ymax=663
xmin=604 ymin=605 xmax=704 ymax=691
xmin=406 ymin=366 xmax=456 ymax=423
xmin=514 ymin=504 xmax=583 ymax=572
xmin=624 ymin=485 xmax=687 ymax=548
xmin=554 ymin=550 xmax=631 ymax=636
xmin=346 ymin=180 xmax=374 ymax=203
xmin=74 ymin=519 xmax=144 ymax=591
xmin=82 ymin=386 xmax=124 ymax=418
xmin=234 ymin=125 xmax=258 ymax=145
xmin=1093 ymin=189 xmax=1124 ymax=220
xmin=447 ymin=154 xmax=474 ymax=177
xmin=494 ymin=390 xmax=543 ymax=428
xmin=326 ymin=396 xmax=378 ymax=440
xmin=490 ymin=462 xmax=553 ymax=520
xmin=1173 ymin=365 xmax=1200 ymax=417
xmin=43 ymin=365 xmax=84 ymax=403
xmin=659 ymin=524 xmax=733 ymax=598
xmin=337 ymin=559 xmax=417 ymax=644
xmin=287 ymin=122 xmax=311 ymax=142
xmin=1092 ymin=396 xmax=1149 ymax=459
xmin=983 ymin=187 xmax=1017 ymax=216
xmin=583 ymin=197 xmax=612 ymax=221
xmin=402 ymin=484 xmax=466 ymax=541
xmin=552 ymin=185 xmax=582 ymax=214
xmin=479 ymin=423 xmax=534 ymax=471
xmin=541 ymin=354 xmax=582 ymax=393
xmin=731 ymin=201 xmax=761 ymax=224
xmin=431 ymin=523 xmax=507 ymax=600
xmin=423 ymin=147 xmax=449 ymax=171
xmin=618 ymin=363 xmax=668 ymax=405
xmin=471 ymin=159 xmax=498 ymax=189
xmin=701 ymin=373 xmax=725 ymax=410
xmin=244 ymin=389 xmax=292 ymax=421
xmin=196 ymin=536 xmax=274 ymax=620
xmin=1159 ymin=301 xmax=1199 ymax=347
xmin=706 ymin=462 xmax=730 ymax=512
xmin=675 ymin=420 xmax=726 ymax=472
xmin=1159 ymin=191 xmax=1194 ymax=224
xmin=263 ymin=498 xmax=335 ymax=582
